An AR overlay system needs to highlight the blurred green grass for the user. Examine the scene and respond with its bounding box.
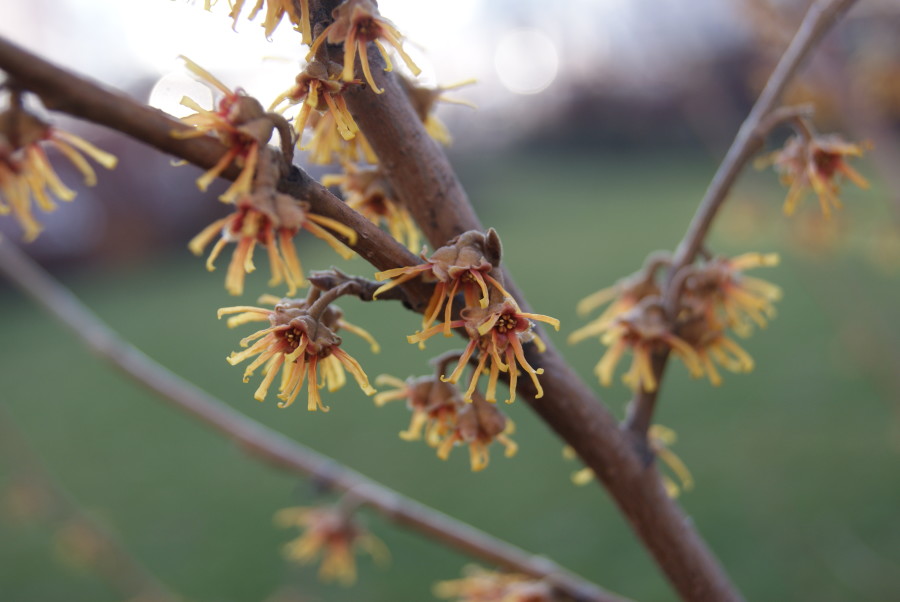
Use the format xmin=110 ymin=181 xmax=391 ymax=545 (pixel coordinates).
xmin=1 ymin=150 xmax=899 ymax=601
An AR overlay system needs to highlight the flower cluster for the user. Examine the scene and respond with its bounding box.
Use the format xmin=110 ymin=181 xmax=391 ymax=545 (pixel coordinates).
xmin=218 ymin=292 xmax=378 ymax=411
xmin=759 ymin=129 xmax=869 ymax=218
xmin=434 ymin=566 xmax=554 ymax=602
xmin=176 ymin=56 xmax=291 ymax=203
xmin=179 ymin=59 xmax=359 ymax=296
xmin=275 ymin=504 xmax=388 ymax=585
xmin=374 ymin=230 xmax=559 ymax=403
xmin=572 ymin=252 xmax=781 ymax=391
xmin=375 ymin=373 xmax=517 ymax=471
xmin=0 ymin=101 xmax=116 ymax=241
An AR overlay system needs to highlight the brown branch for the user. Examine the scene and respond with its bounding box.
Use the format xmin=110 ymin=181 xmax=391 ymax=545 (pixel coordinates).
xmin=622 ymin=0 xmax=860 ymax=438
xmin=0 ymin=237 xmax=625 ymax=602
xmin=308 ymin=7 xmax=744 ymax=602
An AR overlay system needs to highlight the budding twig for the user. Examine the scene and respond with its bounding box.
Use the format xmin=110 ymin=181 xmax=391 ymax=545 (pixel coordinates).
xmin=623 ymin=0 xmax=861 ymax=439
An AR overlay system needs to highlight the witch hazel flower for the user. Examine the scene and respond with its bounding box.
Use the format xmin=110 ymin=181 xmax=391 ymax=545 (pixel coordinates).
xmin=758 ymin=124 xmax=870 ymax=218
xmin=429 ymin=296 xmax=560 ymax=404
xmin=374 ymin=374 xmax=461 ymax=445
xmin=175 ymin=57 xmax=291 ymax=203
xmin=322 ymin=162 xmax=420 ymax=251
xmin=270 ymin=59 xmax=361 ymax=145
xmin=434 ymin=391 xmax=518 ymax=472
xmin=218 ymin=290 xmax=377 ymax=411
xmin=375 ymin=372 xmax=517 ymax=471
xmin=307 ymin=0 xmax=421 ymax=94
xmin=189 ymin=158 xmax=357 ymax=296
xmin=374 ymin=229 xmax=510 ymax=339
xmin=434 ymin=565 xmax=554 ymax=602
xmin=569 ymin=253 xmax=669 ymax=346
xmin=681 ymin=252 xmax=782 ymax=337
xmin=275 ymin=504 xmax=388 ymax=586
xmin=594 ymin=296 xmax=702 ymax=393
xmin=0 ymin=100 xmax=116 ymax=241
xmin=667 ymin=251 xmax=781 ymax=386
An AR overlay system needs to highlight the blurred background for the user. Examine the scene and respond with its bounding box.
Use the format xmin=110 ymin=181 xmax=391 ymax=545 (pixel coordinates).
xmin=1 ymin=0 xmax=899 ymax=600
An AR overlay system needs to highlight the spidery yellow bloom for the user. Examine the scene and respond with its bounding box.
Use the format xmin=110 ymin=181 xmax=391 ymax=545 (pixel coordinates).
xmin=374 ymin=230 xmax=510 ymax=338
xmin=375 ymin=374 xmax=517 ymax=471
xmin=0 ymin=106 xmax=116 ymax=241
xmin=322 ymin=163 xmax=420 ymax=251
xmin=431 ymin=297 xmax=559 ymax=404
xmin=307 ymin=0 xmax=421 ymax=94
xmin=305 ymin=111 xmax=377 ymax=165
xmin=593 ymin=298 xmax=701 ymax=393
xmin=678 ymin=252 xmax=781 ymax=385
xmin=759 ymin=132 xmax=869 ymax=218
xmin=275 ymin=505 xmax=388 ymax=586
xmin=270 ymin=60 xmax=360 ymax=144
xmin=434 ymin=392 xmax=518 ymax=472
xmin=573 ymin=251 xmax=781 ymax=389
xmin=374 ymin=374 xmax=460 ymax=444
xmin=218 ymin=296 xmax=377 ymax=411
xmin=176 ymin=57 xmax=289 ymax=203
xmin=434 ymin=565 xmax=554 ymax=602
xmin=189 ymin=186 xmax=356 ymax=296
xmin=569 ymin=257 xmax=665 ymax=345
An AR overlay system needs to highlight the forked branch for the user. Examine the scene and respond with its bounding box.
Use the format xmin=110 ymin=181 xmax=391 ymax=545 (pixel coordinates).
xmin=623 ymin=0 xmax=860 ymax=437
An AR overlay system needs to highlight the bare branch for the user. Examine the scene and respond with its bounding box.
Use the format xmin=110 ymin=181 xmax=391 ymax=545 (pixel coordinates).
xmin=0 ymin=238 xmax=625 ymax=602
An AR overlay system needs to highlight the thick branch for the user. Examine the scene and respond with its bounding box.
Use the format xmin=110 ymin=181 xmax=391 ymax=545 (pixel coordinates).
xmin=328 ymin=14 xmax=744 ymax=602
xmin=623 ymin=0 xmax=860 ymax=437
xmin=0 ymin=238 xmax=624 ymax=602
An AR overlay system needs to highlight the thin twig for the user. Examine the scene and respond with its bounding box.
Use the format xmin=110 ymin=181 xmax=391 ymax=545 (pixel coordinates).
xmin=670 ymin=0 xmax=860 ymax=270
xmin=0 ymin=238 xmax=625 ymax=602
xmin=622 ymin=0 xmax=860 ymax=438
